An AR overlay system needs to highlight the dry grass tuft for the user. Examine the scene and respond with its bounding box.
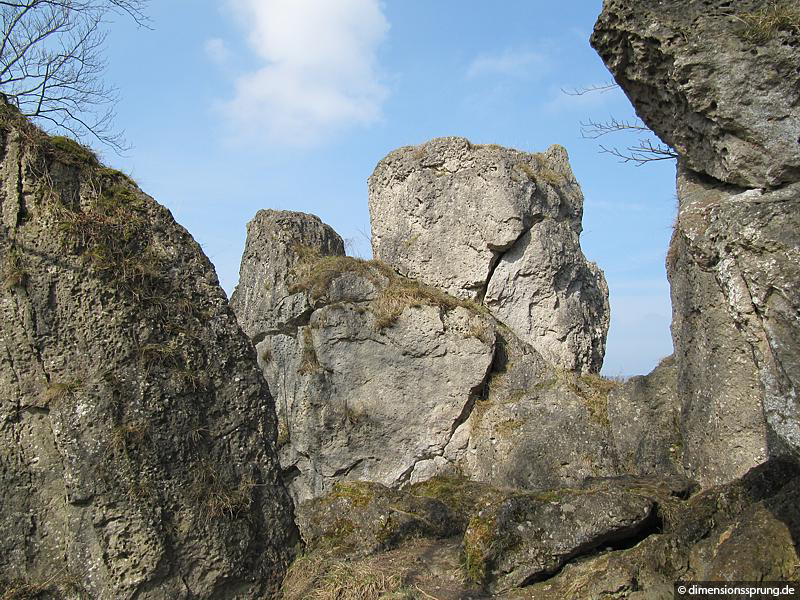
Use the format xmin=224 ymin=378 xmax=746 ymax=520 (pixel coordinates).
xmin=558 ymin=370 xmax=617 ymax=428
xmin=281 ymin=554 xmax=408 ymax=600
xmin=0 ymin=568 xmax=87 ymax=600
xmin=43 ymin=379 xmax=83 ymax=407
xmin=289 ymin=244 xmax=484 ymax=331
xmin=737 ymin=1 xmax=800 ymax=43
xmin=372 ymin=277 xmax=482 ymax=330
xmin=298 ymin=327 xmax=321 ymax=375
xmin=187 ymin=460 xmax=254 ymax=523
xmin=1 ymin=248 xmax=26 ymax=290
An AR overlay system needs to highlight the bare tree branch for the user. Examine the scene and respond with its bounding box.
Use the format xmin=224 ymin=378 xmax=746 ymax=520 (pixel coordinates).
xmin=0 ymin=0 xmax=149 ymax=152
xmin=561 ymin=81 xmax=619 ymax=96
xmin=562 ymin=83 xmax=679 ymax=165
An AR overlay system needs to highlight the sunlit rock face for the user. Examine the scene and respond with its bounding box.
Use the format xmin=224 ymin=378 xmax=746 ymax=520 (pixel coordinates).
xmin=368 ymin=137 xmax=609 ymax=374
xmin=0 ymin=110 xmax=298 ymax=598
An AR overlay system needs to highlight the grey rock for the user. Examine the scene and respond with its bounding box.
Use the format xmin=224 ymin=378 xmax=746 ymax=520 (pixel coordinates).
xmin=230 ymin=209 xmax=345 ymax=339
xmin=295 ymin=480 xmax=459 ymax=558
xmin=231 ymin=222 xmax=497 ymax=502
xmin=0 ymin=113 xmax=297 ymax=599
xmin=516 ymin=461 xmax=800 ymax=599
xmin=455 ymin=329 xmax=621 ymax=491
xmin=463 ymin=481 xmax=659 ymax=592
xmin=670 ymin=167 xmax=799 ymax=481
xmin=233 ymin=211 xmax=625 ymax=502
xmin=591 ymin=0 xmax=800 ymax=187
xmin=608 ymin=355 xmax=684 ymax=477
xmin=368 ymin=137 xmax=609 ymax=374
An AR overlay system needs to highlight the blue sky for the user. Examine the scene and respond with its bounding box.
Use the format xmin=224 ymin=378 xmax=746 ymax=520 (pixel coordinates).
xmin=96 ymin=1 xmax=676 ymax=376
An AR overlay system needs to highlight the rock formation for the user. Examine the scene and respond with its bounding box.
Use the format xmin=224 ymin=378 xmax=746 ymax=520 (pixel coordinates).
xmin=283 ymin=460 xmax=798 ymax=599
xmin=0 ymin=107 xmax=297 ymax=598
xmin=593 ymin=0 xmax=800 ymax=484
xmin=368 ymin=137 xmax=609 ymax=374
xmin=232 ymin=210 xmax=621 ymax=503
xmin=231 ymin=210 xmax=497 ymax=502
xmin=590 ymin=0 xmax=800 ymax=188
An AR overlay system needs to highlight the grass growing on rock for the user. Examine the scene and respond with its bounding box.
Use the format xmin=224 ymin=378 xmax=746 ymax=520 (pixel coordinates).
xmin=1 ymin=247 xmax=26 ymax=290
xmin=737 ymin=1 xmax=800 ymax=43
xmin=289 ymin=245 xmax=486 ymax=330
xmin=0 ymin=569 xmax=88 ymax=600
xmin=187 ymin=460 xmax=255 ymax=523
xmin=282 ymin=553 xmax=410 ymax=600
xmin=557 ymin=369 xmax=617 ymax=428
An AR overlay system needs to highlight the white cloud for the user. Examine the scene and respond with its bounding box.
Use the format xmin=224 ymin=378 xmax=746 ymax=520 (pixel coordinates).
xmin=204 ymin=37 xmax=231 ymax=65
xmin=466 ymin=48 xmax=548 ymax=79
xmin=221 ymin=0 xmax=389 ymax=146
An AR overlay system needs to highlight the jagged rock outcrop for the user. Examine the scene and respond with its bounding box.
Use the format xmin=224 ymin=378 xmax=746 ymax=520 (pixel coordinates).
xmin=230 ymin=209 xmax=345 ymax=338
xmin=591 ymin=0 xmax=800 ymax=188
xmin=368 ymin=137 xmax=609 ymax=374
xmin=0 ymin=109 xmax=297 ymax=598
xmin=593 ymin=0 xmax=800 ymax=483
xmin=231 ymin=210 xmax=625 ymax=503
xmin=231 ymin=211 xmax=497 ymax=502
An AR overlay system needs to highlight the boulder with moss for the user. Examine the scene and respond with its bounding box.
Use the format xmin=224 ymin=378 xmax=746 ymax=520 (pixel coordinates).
xmin=283 ymin=462 xmax=798 ymax=599
xmin=368 ymin=137 xmax=609 ymax=374
xmin=0 ymin=106 xmax=298 ymax=598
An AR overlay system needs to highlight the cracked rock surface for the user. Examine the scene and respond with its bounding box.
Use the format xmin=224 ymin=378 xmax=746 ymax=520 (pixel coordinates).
xmin=0 ymin=109 xmax=297 ymax=598
xmin=232 ymin=211 xmax=624 ymax=503
xmin=368 ymin=137 xmax=609 ymax=374
xmin=595 ymin=0 xmax=800 ymax=481
xmin=231 ymin=210 xmax=496 ymax=502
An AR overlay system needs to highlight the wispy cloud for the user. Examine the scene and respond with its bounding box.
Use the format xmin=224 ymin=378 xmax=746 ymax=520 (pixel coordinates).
xmin=204 ymin=37 xmax=231 ymax=65
xmin=218 ymin=0 xmax=389 ymax=146
xmin=466 ymin=48 xmax=548 ymax=79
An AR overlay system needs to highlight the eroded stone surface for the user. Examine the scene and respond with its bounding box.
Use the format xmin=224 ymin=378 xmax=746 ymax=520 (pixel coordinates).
xmin=591 ymin=0 xmax=800 ymax=187
xmin=0 ymin=111 xmax=297 ymax=598
xmin=368 ymin=138 xmax=609 ymax=373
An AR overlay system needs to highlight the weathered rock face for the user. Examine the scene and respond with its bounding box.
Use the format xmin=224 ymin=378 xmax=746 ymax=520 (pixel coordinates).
xmin=455 ymin=329 xmax=621 ymax=491
xmin=0 ymin=111 xmax=297 ymax=598
xmin=608 ymin=356 xmax=684 ymax=477
xmin=231 ymin=211 xmax=497 ymax=502
xmin=670 ymin=169 xmax=798 ymax=483
xmin=464 ymin=484 xmax=659 ymax=592
xmin=368 ymin=137 xmax=609 ymax=374
xmin=591 ymin=0 xmax=800 ymax=188
xmin=232 ymin=211 xmax=624 ymax=502
xmin=230 ymin=209 xmax=345 ymax=339
xmin=593 ymin=0 xmax=800 ymax=481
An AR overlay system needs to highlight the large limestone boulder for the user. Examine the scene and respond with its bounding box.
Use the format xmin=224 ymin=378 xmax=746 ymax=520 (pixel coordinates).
xmin=591 ymin=0 xmax=800 ymax=188
xmin=0 ymin=109 xmax=297 ymax=598
xmin=231 ymin=210 xmax=497 ymax=502
xmin=232 ymin=211 xmax=628 ymax=503
xmin=368 ymin=137 xmax=609 ymax=374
